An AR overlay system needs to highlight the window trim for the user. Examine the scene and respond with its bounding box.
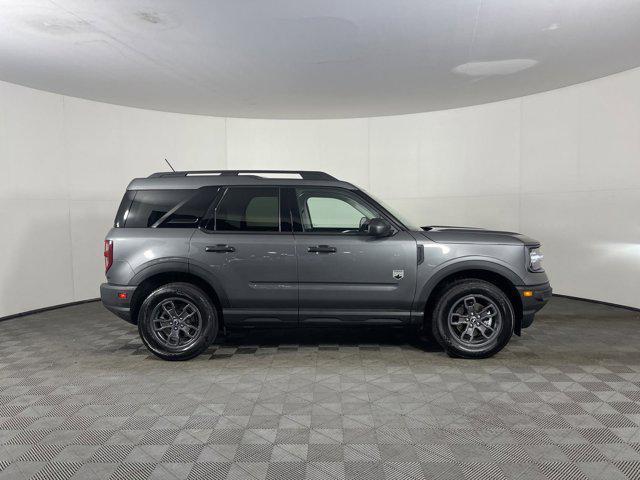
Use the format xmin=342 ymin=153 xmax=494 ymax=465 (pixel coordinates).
xmin=289 ymin=186 xmax=402 ymax=235
xmin=113 ymin=190 xmax=136 ymax=228
xmin=198 ymin=186 xmax=288 ymax=234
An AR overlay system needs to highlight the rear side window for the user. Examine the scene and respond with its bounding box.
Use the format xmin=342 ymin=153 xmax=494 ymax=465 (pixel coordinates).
xmin=120 ymin=188 xmax=217 ymax=228
xmin=208 ymin=187 xmax=279 ymax=232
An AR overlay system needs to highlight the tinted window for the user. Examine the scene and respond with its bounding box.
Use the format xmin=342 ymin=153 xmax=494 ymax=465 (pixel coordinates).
xmin=157 ymin=187 xmax=219 ymax=228
xmin=296 ymin=188 xmax=378 ymax=233
xmin=114 ymin=190 xmax=135 ymax=228
xmin=125 ymin=189 xmax=206 ymax=228
xmin=210 ymin=187 xmax=279 ymax=232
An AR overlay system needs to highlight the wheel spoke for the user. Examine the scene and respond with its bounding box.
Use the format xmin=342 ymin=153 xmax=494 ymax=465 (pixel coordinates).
xmin=168 ymin=328 xmax=180 ymax=345
xmin=180 ymin=307 xmax=196 ymax=322
xmin=477 ymin=324 xmax=494 ymax=339
xmin=460 ymin=325 xmax=475 ymax=342
xmin=450 ymin=313 xmax=468 ymax=326
xmin=161 ymin=301 xmax=178 ymax=318
xmin=463 ymin=296 xmax=477 ymax=314
xmin=180 ymin=324 xmax=198 ymax=338
xmin=152 ymin=319 xmax=172 ymax=331
xmin=478 ymin=305 xmax=495 ymax=321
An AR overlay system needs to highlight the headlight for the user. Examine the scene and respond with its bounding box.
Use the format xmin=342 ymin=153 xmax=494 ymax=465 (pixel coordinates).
xmin=528 ymin=247 xmax=544 ymax=272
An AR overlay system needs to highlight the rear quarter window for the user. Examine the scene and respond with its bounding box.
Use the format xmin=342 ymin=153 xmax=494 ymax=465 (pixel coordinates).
xmin=117 ymin=188 xmax=217 ymax=228
xmin=114 ymin=191 xmax=135 ymax=228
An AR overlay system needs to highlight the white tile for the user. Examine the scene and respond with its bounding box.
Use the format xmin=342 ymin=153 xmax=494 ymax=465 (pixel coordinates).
xmin=0 ymin=199 xmax=74 ymax=317
xmin=227 ymin=118 xmax=319 ymax=168
xmin=460 ymin=195 xmax=520 ymax=232
xmin=370 ymin=99 xmax=520 ymax=200
xmin=368 ymin=114 xmax=423 ymax=198
xmin=120 ymin=109 xmax=227 ymax=176
xmin=381 ymin=196 xmax=468 ymax=228
xmin=64 ymin=96 xmax=126 ymax=201
xmin=0 ymin=81 xmax=67 ymax=200
xmin=576 ymin=70 xmax=640 ymax=191
xmin=227 ymin=118 xmax=368 ymax=186
xmin=521 ymin=87 xmax=581 ymax=194
xmin=384 ymin=194 xmax=520 ymax=232
xmin=172 ymin=114 xmax=226 ymax=171
xmin=460 ymin=100 xmax=520 ymax=197
xmin=415 ymin=109 xmax=468 ymax=198
xmin=521 ymin=189 xmax=640 ymax=308
xmin=120 ymin=107 xmax=180 ymax=178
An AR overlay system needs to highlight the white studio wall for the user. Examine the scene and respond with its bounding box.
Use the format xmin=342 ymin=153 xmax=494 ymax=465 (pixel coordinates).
xmin=1 ymin=67 xmax=639 ymax=318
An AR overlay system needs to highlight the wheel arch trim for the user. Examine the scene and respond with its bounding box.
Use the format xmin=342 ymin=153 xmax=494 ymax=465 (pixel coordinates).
xmin=127 ymin=262 xmax=229 ymax=324
xmin=414 ymin=259 xmax=524 ymax=332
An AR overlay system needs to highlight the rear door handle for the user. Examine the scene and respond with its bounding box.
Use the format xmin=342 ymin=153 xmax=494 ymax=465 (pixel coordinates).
xmin=308 ymin=245 xmax=337 ymax=254
xmin=205 ymin=244 xmax=236 ymax=253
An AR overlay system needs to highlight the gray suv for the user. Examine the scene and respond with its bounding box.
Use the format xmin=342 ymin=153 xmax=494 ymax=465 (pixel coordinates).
xmin=101 ymin=170 xmax=551 ymax=360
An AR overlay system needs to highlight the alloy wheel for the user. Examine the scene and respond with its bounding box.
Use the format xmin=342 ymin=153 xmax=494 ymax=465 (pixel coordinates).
xmin=150 ymin=298 xmax=203 ymax=349
xmin=447 ymin=294 xmax=502 ymax=347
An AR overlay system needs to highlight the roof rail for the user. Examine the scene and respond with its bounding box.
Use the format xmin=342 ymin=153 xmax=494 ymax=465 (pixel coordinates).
xmin=148 ymin=170 xmax=336 ymax=181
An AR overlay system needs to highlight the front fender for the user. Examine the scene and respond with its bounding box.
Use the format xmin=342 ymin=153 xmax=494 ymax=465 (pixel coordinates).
xmin=413 ymin=257 xmax=524 ymax=314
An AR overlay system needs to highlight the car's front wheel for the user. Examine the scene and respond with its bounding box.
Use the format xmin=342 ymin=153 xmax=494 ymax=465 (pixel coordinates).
xmin=431 ymin=279 xmax=514 ymax=359
xmin=138 ymin=282 xmax=218 ymax=361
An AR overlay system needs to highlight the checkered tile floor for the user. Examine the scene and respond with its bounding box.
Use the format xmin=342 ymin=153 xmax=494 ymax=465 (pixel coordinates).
xmin=1 ymin=297 xmax=640 ymax=479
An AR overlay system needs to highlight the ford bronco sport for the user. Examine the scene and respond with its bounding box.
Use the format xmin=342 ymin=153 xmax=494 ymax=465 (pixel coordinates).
xmin=101 ymin=170 xmax=551 ymax=360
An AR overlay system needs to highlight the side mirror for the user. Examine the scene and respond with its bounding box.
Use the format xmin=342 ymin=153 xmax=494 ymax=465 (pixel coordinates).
xmin=367 ymin=218 xmax=392 ymax=237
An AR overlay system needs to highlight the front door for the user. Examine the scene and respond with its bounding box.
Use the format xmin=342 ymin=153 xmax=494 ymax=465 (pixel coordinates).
xmin=189 ymin=186 xmax=297 ymax=325
xmin=291 ymin=187 xmax=417 ymax=325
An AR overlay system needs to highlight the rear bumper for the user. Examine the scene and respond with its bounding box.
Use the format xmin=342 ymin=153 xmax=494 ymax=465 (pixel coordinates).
xmin=100 ymin=283 xmax=137 ymax=324
xmin=517 ymin=282 xmax=552 ymax=329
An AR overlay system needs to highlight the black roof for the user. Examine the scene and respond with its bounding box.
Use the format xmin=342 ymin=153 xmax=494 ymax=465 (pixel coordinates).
xmin=127 ymin=170 xmax=355 ymax=190
xmin=148 ymin=170 xmax=336 ymax=181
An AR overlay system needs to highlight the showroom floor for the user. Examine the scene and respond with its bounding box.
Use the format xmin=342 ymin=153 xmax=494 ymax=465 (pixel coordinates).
xmin=0 ymin=298 xmax=639 ymax=480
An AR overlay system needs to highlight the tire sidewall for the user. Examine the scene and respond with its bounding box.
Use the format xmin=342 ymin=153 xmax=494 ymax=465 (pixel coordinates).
xmin=138 ymin=282 xmax=217 ymax=361
xmin=433 ymin=280 xmax=514 ymax=359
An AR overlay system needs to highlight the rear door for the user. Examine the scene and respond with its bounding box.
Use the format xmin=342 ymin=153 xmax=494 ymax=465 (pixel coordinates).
xmin=290 ymin=187 xmax=417 ymax=325
xmin=189 ymin=186 xmax=298 ymax=325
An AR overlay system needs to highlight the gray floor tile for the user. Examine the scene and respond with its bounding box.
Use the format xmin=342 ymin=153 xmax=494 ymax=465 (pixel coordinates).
xmin=0 ymin=298 xmax=639 ymax=479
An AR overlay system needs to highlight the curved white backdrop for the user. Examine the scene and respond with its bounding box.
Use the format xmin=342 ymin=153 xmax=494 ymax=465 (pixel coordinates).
xmin=1 ymin=68 xmax=639 ymax=317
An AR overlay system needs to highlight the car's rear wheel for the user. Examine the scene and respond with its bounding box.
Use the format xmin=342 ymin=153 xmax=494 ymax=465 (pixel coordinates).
xmin=138 ymin=282 xmax=218 ymax=361
xmin=431 ymin=279 xmax=513 ymax=358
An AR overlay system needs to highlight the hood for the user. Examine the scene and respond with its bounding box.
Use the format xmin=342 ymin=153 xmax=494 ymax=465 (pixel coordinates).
xmin=419 ymin=225 xmax=540 ymax=246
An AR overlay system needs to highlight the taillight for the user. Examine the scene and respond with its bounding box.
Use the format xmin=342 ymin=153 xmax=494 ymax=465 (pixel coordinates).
xmin=104 ymin=240 xmax=113 ymax=272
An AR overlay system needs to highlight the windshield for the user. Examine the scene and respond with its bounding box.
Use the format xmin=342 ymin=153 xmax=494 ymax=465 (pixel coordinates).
xmin=362 ymin=191 xmax=421 ymax=231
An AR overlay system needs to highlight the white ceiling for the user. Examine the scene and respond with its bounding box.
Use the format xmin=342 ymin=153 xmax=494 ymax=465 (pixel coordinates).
xmin=1 ymin=0 xmax=640 ymax=118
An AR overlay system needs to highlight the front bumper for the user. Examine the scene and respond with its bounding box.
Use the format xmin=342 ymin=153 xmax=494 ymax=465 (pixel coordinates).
xmin=517 ymin=282 xmax=552 ymax=330
xmin=100 ymin=283 xmax=137 ymax=324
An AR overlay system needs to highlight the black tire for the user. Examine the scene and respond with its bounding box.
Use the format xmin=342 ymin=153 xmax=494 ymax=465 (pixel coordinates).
xmin=431 ymin=279 xmax=514 ymax=359
xmin=138 ymin=282 xmax=218 ymax=361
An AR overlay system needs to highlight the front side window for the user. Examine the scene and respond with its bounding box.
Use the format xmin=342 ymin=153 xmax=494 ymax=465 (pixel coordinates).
xmin=296 ymin=188 xmax=379 ymax=233
xmin=210 ymin=187 xmax=280 ymax=232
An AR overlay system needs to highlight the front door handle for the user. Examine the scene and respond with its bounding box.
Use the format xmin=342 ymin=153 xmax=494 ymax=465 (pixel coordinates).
xmin=308 ymin=245 xmax=337 ymax=254
xmin=205 ymin=244 xmax=236 ymax=253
